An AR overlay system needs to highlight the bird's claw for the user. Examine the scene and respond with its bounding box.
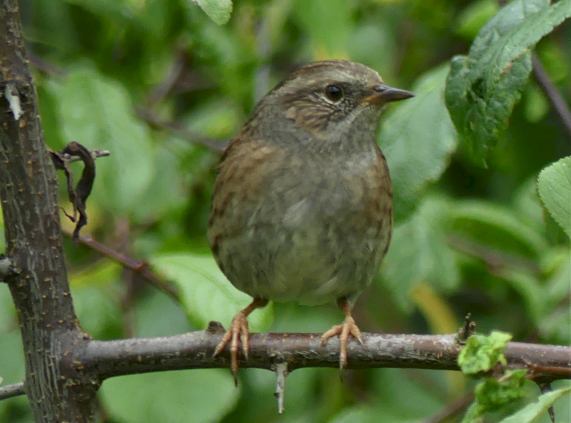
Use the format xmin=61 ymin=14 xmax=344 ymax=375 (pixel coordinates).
xmin=213 ymin=311 xmax=250 ymax=383
xmin=320 ymin=315 xmax=363 ymax=370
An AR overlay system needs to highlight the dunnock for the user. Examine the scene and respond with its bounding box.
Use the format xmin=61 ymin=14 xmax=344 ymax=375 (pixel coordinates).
xmin=208 ymin=60 xmax=413 ymax=377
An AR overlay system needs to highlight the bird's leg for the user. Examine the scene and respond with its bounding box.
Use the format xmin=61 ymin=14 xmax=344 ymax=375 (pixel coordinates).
xmin=213 ymin=297 xmax=268 ymax=383
xmin=320 ymin=297 xmax=363 ymax=370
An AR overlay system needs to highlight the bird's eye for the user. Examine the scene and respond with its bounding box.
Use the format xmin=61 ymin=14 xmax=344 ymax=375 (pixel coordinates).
xmin=324 ymin=84 xmax=343 ymax=102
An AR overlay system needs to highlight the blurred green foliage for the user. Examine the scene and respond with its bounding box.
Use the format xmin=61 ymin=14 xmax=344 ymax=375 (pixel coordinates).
xmin=1 ymin=0 xmax=570 ymax=421
xmin=446 ymin=0 xmax=571 ymax=163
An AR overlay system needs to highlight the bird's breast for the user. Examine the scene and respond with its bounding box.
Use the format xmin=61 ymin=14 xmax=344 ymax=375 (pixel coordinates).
xmin=208 ymin=138 xmax=392 ymax=305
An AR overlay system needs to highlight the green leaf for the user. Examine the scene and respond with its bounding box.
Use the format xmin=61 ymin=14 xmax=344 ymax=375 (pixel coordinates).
xmin=48 ymin=66 xmax=155 ymax=215
xmin=461 ymin=403 xmax=483 ymax=423
xmin=500 ymin=386 xmax=571 ymax=423
xmin=100 ymin=369 xmax=239 ymax=422
xmin=371 ymin=368 xmax=445 ymax=420
xmin=462 ymin=369 xmax=528 ymax=423
xmin=133 ymin=291 xmax=191 ymax=338
xmin=537 ymin=156 xmax=571 ymax=239
xmin=381 ymin=196 xmax=459 ymax=311
xmin=192 ymin=0 xmax=233 ymax=25
xmin=381 ymin=65 xmax=457 ymax=220
xmin=150 ymin=253 xmax=273 ymax=330
xmin=476 ymin=369 xmax=528 ymax=410
xmin=498 ymin=270 xmax=544 ymax=324
xmin=445 ymin=0 xmax=571 ymax=163
xmin=449 ymin=200 xmax=547 ymax=258
xmin=458 ymin=331 xmax=512 ymax=375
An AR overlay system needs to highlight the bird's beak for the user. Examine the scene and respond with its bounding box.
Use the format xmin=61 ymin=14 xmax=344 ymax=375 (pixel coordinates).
xmin=363 ymin=84 xmax=414 ymax=105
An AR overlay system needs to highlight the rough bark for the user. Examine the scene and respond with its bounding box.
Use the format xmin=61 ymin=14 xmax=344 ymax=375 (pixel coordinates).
xmin=80 ymin=330 xmax=571 ymax=381
xmin=0 ymin=1 xmax=95 ymax=421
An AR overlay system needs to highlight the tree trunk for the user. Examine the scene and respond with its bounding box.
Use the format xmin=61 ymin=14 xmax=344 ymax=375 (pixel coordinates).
xmin=0 ymin=1 xmax=95 ymax=421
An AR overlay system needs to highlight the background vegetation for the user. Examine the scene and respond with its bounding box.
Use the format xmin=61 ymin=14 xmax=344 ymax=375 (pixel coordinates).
xmin=0 ymin=0 xmax=569 ymax=421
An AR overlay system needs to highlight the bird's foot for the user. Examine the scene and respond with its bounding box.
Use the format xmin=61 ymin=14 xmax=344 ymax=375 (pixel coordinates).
xmin=320 ymin=314 xmax=363 ymax=370
xmin=213 ymin=311 xmax=250 ymax=384
xmin=212 ymin=297 xmax=268 ymax=385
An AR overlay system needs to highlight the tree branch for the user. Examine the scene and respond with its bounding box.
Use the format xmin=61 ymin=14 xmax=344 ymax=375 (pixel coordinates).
xmin=0 ymin=382 xmax=25 ymax=401
xmin=532 ymin=54 xmax=571 ymax=140
xmin=4 ymin=331 xmax=568 ymax=404
xmin=78 ymin=330 xmax=570 ymax=382
xmin=62 ymin=229 xmax=180 ymax=302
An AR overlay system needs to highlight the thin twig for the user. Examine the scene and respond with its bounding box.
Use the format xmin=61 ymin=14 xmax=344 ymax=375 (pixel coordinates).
xmin=27 ymin=52 xmax=65 ymax=76
xmin=423 ymin=392 xmax=475 ymax=423
xmin=65 ymin=149 xmax=110 ymax=163
xmin=62 ymin=229 xmax=180 ymax=302
xmin=447 ymin=235 xmax=540 ymax=274
xmin=456 ymin=313 xmax=476 ymax=344
xmin=146 ymin=49 xmax=187 ymax=107
xmin=524 ymin=359 xmax=571 ymax=380
xmin=137 ymin=108 xmax=227 ymax=153
xmin=274 ymin=362 xmax=288 ymax=414
xmin=532 ymin=54 xmax=571 ymax=140
xmin=0 ymin=382 xmax=25 ymax=401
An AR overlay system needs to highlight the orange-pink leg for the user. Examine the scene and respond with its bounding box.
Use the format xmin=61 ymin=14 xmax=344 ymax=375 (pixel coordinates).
xmin=213 ymin=297 xmax=268 ymax=383
xmin=320 ymin=298 xmax=363 ymax=370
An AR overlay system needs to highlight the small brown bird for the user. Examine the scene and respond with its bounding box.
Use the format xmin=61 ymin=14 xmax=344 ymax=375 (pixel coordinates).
xmin=208 ymin=60 xmax=413 ymax=377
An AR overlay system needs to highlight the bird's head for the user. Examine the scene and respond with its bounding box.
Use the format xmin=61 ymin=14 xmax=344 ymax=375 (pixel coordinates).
xmin=267 ymin=60 xmax=414 ymax=139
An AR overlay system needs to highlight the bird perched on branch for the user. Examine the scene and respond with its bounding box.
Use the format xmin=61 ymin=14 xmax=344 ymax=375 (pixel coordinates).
xmin=208 ymin=60 xmax=413 ymax=379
